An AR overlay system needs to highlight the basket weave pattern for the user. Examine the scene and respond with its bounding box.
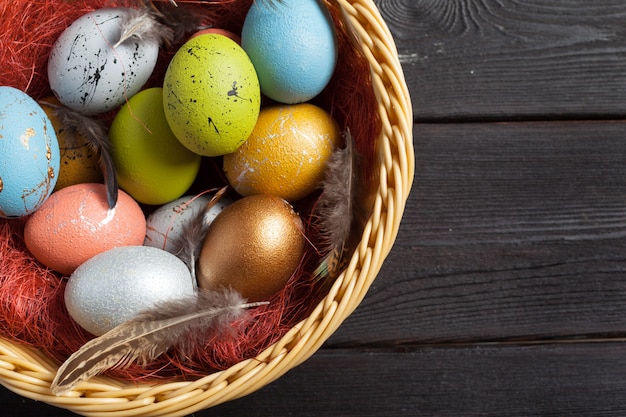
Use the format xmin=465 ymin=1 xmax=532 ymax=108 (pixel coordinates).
xmin=0 ymin=0 xmax=414 ymax=415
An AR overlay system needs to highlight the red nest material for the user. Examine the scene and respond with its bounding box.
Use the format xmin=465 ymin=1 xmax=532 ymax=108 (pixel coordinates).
xmin=0 ymin=0 xmax=379 ymax=383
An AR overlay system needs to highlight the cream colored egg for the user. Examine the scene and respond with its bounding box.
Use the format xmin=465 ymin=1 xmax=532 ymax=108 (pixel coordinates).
xmin=144 ymin=194 xmax=231 ymax=254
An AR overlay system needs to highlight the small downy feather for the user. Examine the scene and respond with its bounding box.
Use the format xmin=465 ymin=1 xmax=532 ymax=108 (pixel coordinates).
xmin=176 ymin=187 xmax=229 ymax=283
xmin=147 ymin=1 xmax=209 ymax=47
xmin=114 ymin=6 xmax=174 ymax=48
xmin=41 ymin=101 xmax=118 ymax=209
xmin=176 ymin=202 xmax=209 ymax=286
xmin=51 ymin=289 xmax=267 ymax=395
xmin=314 ymin=129 xmax=367 ymax=280
xmin=259 ymin=0 xmax=287 ymax=8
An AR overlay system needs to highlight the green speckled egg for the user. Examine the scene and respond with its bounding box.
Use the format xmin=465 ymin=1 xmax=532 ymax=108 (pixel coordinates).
xmin=163 ymin=34 xmax=261 ymax=157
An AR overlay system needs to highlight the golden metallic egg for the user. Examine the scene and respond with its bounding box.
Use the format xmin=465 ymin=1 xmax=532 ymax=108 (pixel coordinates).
xmin=196 ymin=194 xmax=305 ymax=302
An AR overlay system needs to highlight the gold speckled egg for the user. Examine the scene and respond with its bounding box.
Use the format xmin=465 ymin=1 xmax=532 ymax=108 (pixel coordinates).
xmin=196 ymin=194 xmax=305 ymax=302
xmin=40 ymin=97 xmax=103 ymax=192
xmin=223 ymin=103 xmax=340 ymax=201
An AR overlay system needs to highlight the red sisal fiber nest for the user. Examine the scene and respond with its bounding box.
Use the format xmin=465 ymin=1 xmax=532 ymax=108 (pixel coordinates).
xmin=0 ymin=0 xmax=380 ymax=383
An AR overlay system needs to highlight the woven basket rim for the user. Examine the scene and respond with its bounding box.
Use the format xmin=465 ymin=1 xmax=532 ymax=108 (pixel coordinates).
xmin=0 ymin=0 xmax=415 ymax=415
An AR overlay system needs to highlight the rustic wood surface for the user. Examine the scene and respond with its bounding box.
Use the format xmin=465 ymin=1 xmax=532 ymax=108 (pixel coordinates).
xmin=5 ymin=0 xmax=626 ymax=415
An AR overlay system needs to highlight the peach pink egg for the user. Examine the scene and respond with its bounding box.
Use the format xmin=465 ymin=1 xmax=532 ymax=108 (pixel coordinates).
xmin=190 ymin=28 xmax=241 ymax=44
xmin=24 ymin=183 xmax=146 ymax=276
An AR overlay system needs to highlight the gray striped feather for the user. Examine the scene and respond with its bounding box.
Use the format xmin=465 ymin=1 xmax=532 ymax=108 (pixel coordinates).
xmin=51 ymin=289 xmax=266 ymax=395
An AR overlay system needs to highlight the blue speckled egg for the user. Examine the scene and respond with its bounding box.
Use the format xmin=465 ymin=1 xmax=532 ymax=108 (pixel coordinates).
xmin=65 ymin=245 xmax=196 ymax=336
xmin=0 ymin=86 xmax=60 ymax=218
xmin=47 ymin=8 xmax=160 ymax=115
xmin=241 ymin=0 xmax=338 ymax=104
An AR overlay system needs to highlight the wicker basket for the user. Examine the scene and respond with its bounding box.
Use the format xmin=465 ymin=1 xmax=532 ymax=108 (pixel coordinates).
xmin=0 ymin=0 xmax=414 ymax=415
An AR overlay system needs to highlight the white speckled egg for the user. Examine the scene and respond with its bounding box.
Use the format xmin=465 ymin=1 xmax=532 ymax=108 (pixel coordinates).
xmin=0 ymin=86 xmax=60 ymax=218
xmin=47 ymin=8 xmax=160 ymax=114
xmin=241 ymin=0 xmax=338 ymax=104
xmin=65 ymin=245 xmax=195 ymax=336
xmin=144 ymin=194 xmax=231 ymax=254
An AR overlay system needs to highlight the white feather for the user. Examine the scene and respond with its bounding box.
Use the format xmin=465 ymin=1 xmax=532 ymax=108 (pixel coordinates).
xmin=114 ymin=7 xmax=172 ymax=48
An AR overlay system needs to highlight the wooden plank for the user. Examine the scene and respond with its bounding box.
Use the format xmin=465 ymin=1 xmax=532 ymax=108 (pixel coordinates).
xmin=6 ymin=343 xmax=626 ymax=417
xmin=328 ymin=120 xmax=626 ymax=345
xmin=374 ymin=0 xmax=626 ymax=120
xmin=212 ymin=343 xmax=626 ymax=417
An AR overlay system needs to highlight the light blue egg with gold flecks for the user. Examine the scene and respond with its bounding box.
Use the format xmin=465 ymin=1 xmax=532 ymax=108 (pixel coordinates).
xmin=0 ymin=86 xmax=60 ymax=218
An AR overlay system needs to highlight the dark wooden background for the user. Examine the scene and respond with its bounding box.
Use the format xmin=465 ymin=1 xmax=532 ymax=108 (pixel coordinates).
xmin=5 ymin=0 xmax=626 ymax=415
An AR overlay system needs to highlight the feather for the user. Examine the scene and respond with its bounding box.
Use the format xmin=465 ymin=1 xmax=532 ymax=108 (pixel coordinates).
xmin=113 ymin=6 xmax=173 ymax=49
xmin=51 ymin=289 xmax=267 ymax=395
xmin=147 ymin=1 xmax=209 ymax=48
xmin=253 ymin=0 xmax=289 ymax=12
xmin=40 ymin=101 xmax=118 ymax=209
xmin=176 ymin=187 xmax=229 ymax=283
xmin=176 ymin=202 xmax=209 ymax=287
xmin=314 ymin=129 xmax=368 ymax=280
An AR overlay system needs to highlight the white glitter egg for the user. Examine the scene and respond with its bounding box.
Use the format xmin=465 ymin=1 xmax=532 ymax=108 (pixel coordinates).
xmin=47 ymin=8 xmax=160 ymax=114
xmin=65 ymin=245 xmax=195 ymax=336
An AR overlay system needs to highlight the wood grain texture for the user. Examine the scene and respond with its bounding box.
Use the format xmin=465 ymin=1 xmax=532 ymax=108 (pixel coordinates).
xmin=6 ymin=343 xmax=626 ymax=417
xmin=375 ymin=0 xmax=626 ymax=120
xmin=213 ymin=343 xmax=626 ymax=417
xmin=327 ymin=120 xmax=626 ymax=345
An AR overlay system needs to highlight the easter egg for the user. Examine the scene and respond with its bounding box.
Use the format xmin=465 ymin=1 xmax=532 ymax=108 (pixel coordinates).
xmin=109 ymin=88 xmax=202 ymax=205
xmin=197 ymin=195 xmax=305 ymax=302
xmin=40 ymin=97 xmax=103 ymax=192
xmin=65 ymin=245 xmax=195 ymax=336
xmin=223 ymin=104 xmax=340 ymax=201
xmin=144 ymin=193 xmax=231 ymax=254
xmin=163 ymin=34 xmax=261 ymax=156
xmin=24 ymin=183 xmax=146 ymax=276
xmin=241 ymin=0 xmax=338 ymax=104
xmin=190 ymin=28 xmax=241 ymax=44
xmin=0 ymin=86 xmax=59 ymax=218
xmin=47 ymin=8 xmax=160 ymax=114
